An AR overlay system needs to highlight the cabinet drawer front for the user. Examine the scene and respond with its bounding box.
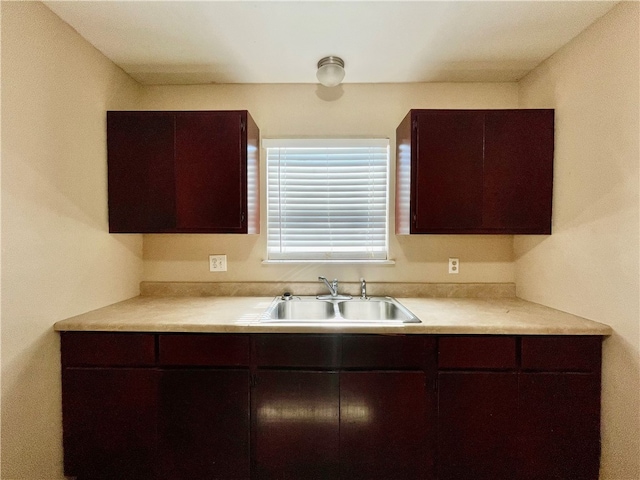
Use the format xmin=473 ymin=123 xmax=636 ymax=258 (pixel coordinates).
xmin=254 ymin=335 xmax=340 ymax=368
xmin=342 ymin=335 xmax=434 ymax=369
xmin=438 ymin=336 xmax=517 ymax=370
xmin=61 ymin=332 xmax=156 ymax=367
xmin=159 ymin=334 xmax=249 ymax=366
xmin=521 ymin=336 xmax=602 ymax=372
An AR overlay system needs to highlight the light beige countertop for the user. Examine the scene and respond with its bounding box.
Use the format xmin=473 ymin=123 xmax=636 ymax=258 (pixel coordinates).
xmin=53 ymin=295 xmax=612 ymax=336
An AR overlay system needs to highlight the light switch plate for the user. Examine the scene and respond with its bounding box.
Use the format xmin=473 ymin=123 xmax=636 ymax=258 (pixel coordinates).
xmin=209 ymin=255 xmax=227 ymax=272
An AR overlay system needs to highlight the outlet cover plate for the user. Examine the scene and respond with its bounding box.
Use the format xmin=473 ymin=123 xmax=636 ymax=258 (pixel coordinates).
xmin=448 ymin=257 xmax=459 ymax=274
xmin=209 ymin=255 xmax=227 ymax=272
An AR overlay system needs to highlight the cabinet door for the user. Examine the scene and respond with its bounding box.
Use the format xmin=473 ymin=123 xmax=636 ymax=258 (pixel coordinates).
xmin=159 ymin=369 xmax=250 ymax=480
xmin=483 ymin=110 xmax=554 ymax=233
xmin=62 ymin=368 xmax=159 ymax=479
xmin=175 ymin=112 xmax=246 ymax=232
xmin=517 ymin=373 xmax=600 ymax=480
xmin=107 ymin=112 xmax=176 ymax=233
xmin=438 ymin=372 xmax=518 ymax=480
xmin=254 ymin=371 xmax=340 ymax=479
xmin=340 ymin=371 xmax=434 ymax=479
xmin=413 ymin=111 xmax=484 ymax=232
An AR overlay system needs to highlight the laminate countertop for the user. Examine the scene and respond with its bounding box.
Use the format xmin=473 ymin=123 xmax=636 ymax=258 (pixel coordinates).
xmin=53 ymin=296 xmax=612 ymax=336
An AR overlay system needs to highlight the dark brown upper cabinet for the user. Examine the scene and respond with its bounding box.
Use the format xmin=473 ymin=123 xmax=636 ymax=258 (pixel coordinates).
xmin=107 ymin=110 xmax=259 ymax=234
xmin=396 ymin=109 xmax=554 ymax=234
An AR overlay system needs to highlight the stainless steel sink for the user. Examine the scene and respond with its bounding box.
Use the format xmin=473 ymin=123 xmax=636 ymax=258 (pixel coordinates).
xmin=259 ymin=296 xmax=420 ymax=325
xmin=262 ymin=298 xmax=335 ymax=321
xmin=338 ymin=299 xmax=417 ymax=322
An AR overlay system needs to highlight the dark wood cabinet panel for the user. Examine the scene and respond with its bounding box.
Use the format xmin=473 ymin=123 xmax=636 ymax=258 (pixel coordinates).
xmin=438 ymin=372 xmax=519 ymax=480
xmin=107 ymin=112 xmax=176 ymax=233
xmin=253 ymin=370 xmax=340 ymax=479
xmin=107 ymin=110 xmax=259 ymax=234
xmin=521 ymin=335 xmax=601 ymax=372
xmin=438 ymin=336 xmax=517 ymax=370
xmin=396 ymin=109 xmax=554 ymax=234
xmin=342 ymin=334 xmax=434 ymax=369
xmin=483 ymin=110 xmax=554 ymax=233
xmin=340 ymin=371 xmax=434 ymax=479
xmin=158 ymin=333 xmax=249 ymax=366
xmin=413 ymin=111 xmax=485 ymax=232
xmin=60 ymin=332 xmax=156 ymax=367
xmin=175 ymin=112 xmax=245 ymax=231
xmin=160 ymin=369 xmax=250 ymax=480
xmin=254 ymin=334 xmax=340 ymax=368
xmin=62 ymin=368 xmax=159 ymax=479
xmin=518 ymin=373 xmax=601 ymax=480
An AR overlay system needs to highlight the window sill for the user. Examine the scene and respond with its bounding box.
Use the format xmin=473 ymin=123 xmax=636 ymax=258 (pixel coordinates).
xmin=262 ymin=259 xmax=396 ymax=265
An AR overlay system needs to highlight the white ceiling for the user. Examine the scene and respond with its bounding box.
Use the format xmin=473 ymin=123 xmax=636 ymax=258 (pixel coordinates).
xmin=44 ymin=1 xmax=618 ymax=85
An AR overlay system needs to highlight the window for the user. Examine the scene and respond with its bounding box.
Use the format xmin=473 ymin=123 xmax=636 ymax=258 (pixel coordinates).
xmin=264 ymin=138 xmax=389 ymax=262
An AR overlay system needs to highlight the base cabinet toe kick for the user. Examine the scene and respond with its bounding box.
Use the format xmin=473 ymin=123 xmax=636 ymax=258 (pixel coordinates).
xmin=60 ymin=332 xmax=602 ymax=480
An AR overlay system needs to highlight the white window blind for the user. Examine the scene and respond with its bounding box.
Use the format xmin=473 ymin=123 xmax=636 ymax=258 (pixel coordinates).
xmin=265 ymin=138 xmax=389 ymax=261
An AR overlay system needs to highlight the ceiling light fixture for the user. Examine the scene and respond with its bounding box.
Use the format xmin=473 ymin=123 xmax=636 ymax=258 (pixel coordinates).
xmin=316 ymin=56 xmax=345 ymax=87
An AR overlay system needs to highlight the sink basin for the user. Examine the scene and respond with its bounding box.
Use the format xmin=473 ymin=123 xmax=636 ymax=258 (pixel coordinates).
xmin=262 ymin=298 xmax=335 ymax=320
xmin=338 ymin=299 xmax=417 ymax=322
xmin=259 ymin=296 xmax=420 ymax=325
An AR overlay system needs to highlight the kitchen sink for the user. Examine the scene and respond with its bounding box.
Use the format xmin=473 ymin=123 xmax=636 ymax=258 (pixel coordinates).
xmin=262 ymin=298 xmax=335 ymax=320
xmin=259 ymin=296 xmax=420 ymax=325
xmin=337 ymin=299 xmax=415 ymax=321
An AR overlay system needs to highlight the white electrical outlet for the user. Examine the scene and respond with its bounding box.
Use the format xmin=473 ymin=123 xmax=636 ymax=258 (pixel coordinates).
xmin=209 ymin=255 xmax=227 ymax=272
xmin=448 ymin=257 xmax=459 ymax=274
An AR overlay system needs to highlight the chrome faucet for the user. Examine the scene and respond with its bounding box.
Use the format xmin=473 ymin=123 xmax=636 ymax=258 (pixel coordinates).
xmin=318 ymin=276 xmax=338 ymax=296
xmin=360 ymin=278 xmax=368 ymax=300
xmin=317 ymin=276 xmax=352 ymax=300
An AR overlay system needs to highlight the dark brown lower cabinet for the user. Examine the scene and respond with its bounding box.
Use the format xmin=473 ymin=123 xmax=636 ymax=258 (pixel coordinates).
xmin=518 ymin=373 xmax=601 ymax=480
xmin=60 ymin=333 xmax=602 ymax=480
xmin=437 ymin=336 xmax=602 ymax=480
xmin=438 ymin=372 xmax=519 ymax=480
xmin=253 ymin=372 xmax=432 ymax=480
xmin=252 ymin=334 xmax=435 ymax=479
xmin=253 ymin=371 xmax=340 ymax=479
xmin=159 ymin=369 xmax=250 ymax=480
xmin=62 ymin=367 xmax=159 ymax=480
xmin=340 ymin=372 xmax=432 ymax=479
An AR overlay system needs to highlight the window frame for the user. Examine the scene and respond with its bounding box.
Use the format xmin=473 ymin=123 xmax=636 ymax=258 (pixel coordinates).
xmin=263 ymin=138 xmax=391 ymax=264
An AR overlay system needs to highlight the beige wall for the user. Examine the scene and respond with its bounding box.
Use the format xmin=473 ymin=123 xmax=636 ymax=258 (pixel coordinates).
xmin=515 ymin=3 xmax=640 ymax=479
xmin=140 ymin=83 xmax=518 ymax=284
xmin=1 ymin=3 xmax=143 ymax=478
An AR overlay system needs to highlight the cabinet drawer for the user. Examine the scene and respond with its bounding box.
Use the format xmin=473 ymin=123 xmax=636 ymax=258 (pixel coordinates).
xmin=254 ymin=335 xmax=340 ymax=368
xmin=342 ymin=335 xmax=434 ymax=369
xmin=159 ymin=334 xmax=249 ymax=366
xmin=438 ymin=336 xmax=517 ymax=370
xmin=521 ymin=336 xmax=602 ymax=372
xmin=60 ymin=332 xmax=156 ymax=367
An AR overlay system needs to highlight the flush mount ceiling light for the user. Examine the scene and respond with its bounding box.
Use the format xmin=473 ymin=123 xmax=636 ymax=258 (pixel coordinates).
xmin=316 ymin=56 xmax=345 ymax=87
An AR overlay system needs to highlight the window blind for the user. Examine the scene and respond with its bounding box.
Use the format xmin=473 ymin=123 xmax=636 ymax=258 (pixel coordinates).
xmin=265 ymin=139 xmax=389 ymax=261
